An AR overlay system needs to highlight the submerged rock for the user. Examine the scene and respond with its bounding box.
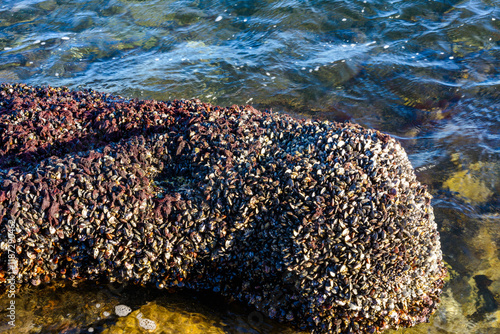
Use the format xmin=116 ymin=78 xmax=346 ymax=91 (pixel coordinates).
xmin=442 ymin=155 xmax=497 ymax=204
xmin=0 ymin=83 xmax=446 ymax=333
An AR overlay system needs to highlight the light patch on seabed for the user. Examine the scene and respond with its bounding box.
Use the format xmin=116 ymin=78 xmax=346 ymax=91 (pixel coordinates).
xmin=102 ymin=302 xmax=226 ymax=334
xmin=442 ymin=155 xmax=497 ymax=204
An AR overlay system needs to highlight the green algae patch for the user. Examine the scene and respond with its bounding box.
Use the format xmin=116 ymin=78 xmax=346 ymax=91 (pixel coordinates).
xmin=102 ymin=302 xmax=226 ymax=334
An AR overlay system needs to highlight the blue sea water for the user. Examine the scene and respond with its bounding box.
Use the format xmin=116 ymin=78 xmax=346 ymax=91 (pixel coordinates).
xmin=0 ymin=0 xmax=499 ymax=333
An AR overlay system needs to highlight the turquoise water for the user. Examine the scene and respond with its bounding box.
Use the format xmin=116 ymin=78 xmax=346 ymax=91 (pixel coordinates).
xmin=0 ymin=0 xmax=499 ymax=333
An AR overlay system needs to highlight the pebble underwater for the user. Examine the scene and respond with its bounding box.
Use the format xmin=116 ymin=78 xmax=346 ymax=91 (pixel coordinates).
xmin=0 ymin=84 xmax=446 ymax=333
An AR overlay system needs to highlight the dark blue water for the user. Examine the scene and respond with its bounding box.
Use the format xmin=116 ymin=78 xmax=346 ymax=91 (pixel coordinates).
xmin=0 ymin=0 xmax=499 ymax=333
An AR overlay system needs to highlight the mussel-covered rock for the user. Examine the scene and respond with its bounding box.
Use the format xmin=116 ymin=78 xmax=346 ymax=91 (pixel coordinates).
xmin=0 ymin=83 xmax=446 ymax=333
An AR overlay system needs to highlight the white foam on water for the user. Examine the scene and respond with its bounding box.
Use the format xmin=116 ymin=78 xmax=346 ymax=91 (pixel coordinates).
xmin=115 ymin=305 xmax=132 ymax=317
xmin=139 ymin=318 xmax=157 ymax=331
xmin=136 ymin=312 xmax=157 ymax=331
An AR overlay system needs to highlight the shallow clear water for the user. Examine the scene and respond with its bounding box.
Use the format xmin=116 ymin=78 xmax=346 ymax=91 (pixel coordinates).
xmin=0 ymin=0 xmax=499 ymax=333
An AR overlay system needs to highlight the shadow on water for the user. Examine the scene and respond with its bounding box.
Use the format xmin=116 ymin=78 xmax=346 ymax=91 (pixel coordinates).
xmin=0 ymin=281 xmax=298 ymax=333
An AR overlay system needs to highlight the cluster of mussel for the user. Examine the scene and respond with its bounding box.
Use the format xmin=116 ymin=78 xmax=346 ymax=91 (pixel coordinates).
xmin=0 ymin=83 xmax=446 ymax=333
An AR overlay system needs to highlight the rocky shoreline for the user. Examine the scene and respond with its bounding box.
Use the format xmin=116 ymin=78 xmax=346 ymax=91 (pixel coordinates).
xmin=0 ymin=83 xmax=446 ymax=333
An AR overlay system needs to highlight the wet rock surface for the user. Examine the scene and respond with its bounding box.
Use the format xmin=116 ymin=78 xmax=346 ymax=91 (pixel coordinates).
xmin=0 ymin=83 xmax=446 ymax=333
